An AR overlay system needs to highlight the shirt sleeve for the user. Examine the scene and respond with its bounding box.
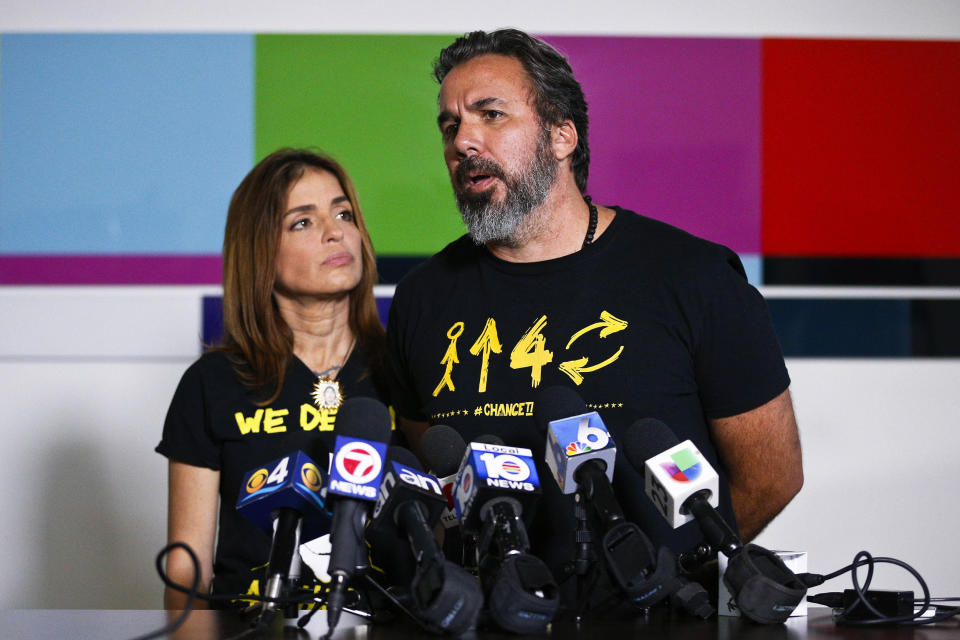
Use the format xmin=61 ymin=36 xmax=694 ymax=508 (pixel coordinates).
xmin=155 ymin=359 xmax=221 ymax=470
xmin=385 ymin=282 xmax=429 ymax=423
xmin=693 ymin=248 xmax=790 ymax=419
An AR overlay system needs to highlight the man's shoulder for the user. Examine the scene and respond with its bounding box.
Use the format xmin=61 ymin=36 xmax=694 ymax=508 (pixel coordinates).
xmin=394 ymin=233 xmax=481 ymax=295
xmin=610 ymin=206 xmax=739 ymax=272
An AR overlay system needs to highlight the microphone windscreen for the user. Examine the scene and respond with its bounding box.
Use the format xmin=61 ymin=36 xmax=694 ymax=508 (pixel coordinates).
xmin=420 ymin=425 xmax=467 ymax=476
xmin=621 ymin=418 xmax=681 ymax=471
xmin=532 ymin=386 xmax=588 ymax=433
xmin=474 ymin=433 xmax=506 ymax=446
xmin=336 ymin=397 xmax=392 ymax=443
xmin=387 ymin=446 xmax=423 ymax=471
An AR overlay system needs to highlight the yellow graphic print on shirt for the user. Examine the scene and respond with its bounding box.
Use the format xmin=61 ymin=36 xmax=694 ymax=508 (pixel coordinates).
xmin=559 ymin=311 xmax=629 ymax=384
xmin=469 ymin=317 xmax=502 ymax=393
xmin=432 ymin=310 xmax=629 ymax=394
xmin=432 ymin=322 xmax=464 ymax=397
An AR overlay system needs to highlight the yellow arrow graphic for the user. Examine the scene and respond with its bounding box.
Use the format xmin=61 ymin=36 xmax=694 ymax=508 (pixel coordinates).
xmin=565 ymin=310 xmax=628 ymax=349
xmin=558 ymin=345 xmax=625 ymax=385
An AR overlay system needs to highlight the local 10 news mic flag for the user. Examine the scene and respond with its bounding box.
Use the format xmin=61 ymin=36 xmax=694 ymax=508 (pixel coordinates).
xmin=535 ymin=386 xmax=713 ymax=617
xmin=622 ymin=418 xmax=807 ymax=624
xmin=236 ymin=450 xmax=332 ymax=619
xmin=454 ymin=439 xmax=559 ymax=634
xmin=365 ymin=447 xmax=481 ymax=635
xmin=325 ymin=397 xmax=392 ymax=634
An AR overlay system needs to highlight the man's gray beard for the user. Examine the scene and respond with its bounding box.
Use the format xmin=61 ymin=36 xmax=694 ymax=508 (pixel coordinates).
xmin=454 ymin=133 xmax=558 ymax=247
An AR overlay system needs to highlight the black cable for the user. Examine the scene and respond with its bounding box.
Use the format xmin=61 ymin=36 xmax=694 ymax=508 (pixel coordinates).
xmin=126 ymin=542 xmax=201 ymax=640
xmin=804 ymin=550 xmax=960 ymax=627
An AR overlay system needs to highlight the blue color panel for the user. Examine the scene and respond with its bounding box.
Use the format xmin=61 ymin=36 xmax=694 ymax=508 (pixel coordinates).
xmin=202 ymin=295 xmax=225 ymax=349
xmin=0 ymin=34 xmax=253 ymax=253
xmin=739 ymin=254 xmax=762 ymax=286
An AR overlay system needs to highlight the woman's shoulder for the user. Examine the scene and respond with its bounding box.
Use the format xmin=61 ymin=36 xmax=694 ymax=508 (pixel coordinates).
xmin=176 ymin=349 xmax=245 ymax=388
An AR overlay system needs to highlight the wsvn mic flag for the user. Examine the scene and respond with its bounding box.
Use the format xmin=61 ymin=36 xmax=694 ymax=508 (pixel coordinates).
xmin=544 ymin=410 xmax=616 ymax=494
xmin=237 ymin=451 xmax=331 ymax=539
xmin=454 ymin=443 xmax=540 ymax=530
xmin=644 ymin=441 xmax=719 ymax=528
xmin=329 ymin=435 xmax=388 ymax=501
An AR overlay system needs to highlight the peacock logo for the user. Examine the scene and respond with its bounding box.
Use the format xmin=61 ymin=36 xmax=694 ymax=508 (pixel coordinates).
xmin=566 ymin=441 xmax=592 ymax=455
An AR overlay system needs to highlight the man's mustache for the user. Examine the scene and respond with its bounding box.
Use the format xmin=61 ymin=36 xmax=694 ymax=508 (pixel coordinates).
xmin=455 ymin=156 xmax=507 ymax=189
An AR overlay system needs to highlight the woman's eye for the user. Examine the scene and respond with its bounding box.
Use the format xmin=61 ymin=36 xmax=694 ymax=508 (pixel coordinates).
xmin=289 ymin=218 xmax=309 ymax=230
xmin=336 ymin=210 xmax=355 ymax=223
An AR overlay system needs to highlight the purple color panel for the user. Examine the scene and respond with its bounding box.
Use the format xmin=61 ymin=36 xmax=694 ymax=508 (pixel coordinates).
xmin=541 ymin=37 xmax=761 ymax=253
xmin=0 ymin=255 xmax=222 ymax=285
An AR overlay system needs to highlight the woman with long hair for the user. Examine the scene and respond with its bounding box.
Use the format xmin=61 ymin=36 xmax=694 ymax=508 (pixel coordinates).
xmin=157 ymin=149 xmax=389 ymax=609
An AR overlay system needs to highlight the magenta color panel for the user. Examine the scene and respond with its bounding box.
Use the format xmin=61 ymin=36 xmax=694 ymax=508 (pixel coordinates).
xmin=540 ymin=37 xmax=761 ymax=253
xmin=0 ymin=255 xmax=222 ymax=285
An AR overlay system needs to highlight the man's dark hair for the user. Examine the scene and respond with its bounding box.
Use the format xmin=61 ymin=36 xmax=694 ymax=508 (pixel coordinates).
xmin=433 ymin=28 xmax=590 ymax=193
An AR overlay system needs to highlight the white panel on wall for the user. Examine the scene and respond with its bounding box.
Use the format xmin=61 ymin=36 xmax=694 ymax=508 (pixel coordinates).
xmin=0 ymin=286 xmax=220 ymax=359
xmin=756 ymin=359 xmax=960 ymax=599
xmin=0 ymin=360 xmax=187 ymax=609
xmin=1 ymin=0 xmax=959 ymax=38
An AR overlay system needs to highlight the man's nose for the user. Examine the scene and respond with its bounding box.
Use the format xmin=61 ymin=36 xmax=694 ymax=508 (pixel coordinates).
xmin=454 ymin=120 xmax=483 ymax=158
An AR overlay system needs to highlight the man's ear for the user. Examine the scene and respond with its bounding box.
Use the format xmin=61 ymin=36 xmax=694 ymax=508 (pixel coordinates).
xmin=550 ymin=119 xmax=579 ymax=161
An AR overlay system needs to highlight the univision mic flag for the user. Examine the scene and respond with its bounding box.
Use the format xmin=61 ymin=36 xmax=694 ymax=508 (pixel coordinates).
xmin=644 ymin=440 xmax=719 ymax=528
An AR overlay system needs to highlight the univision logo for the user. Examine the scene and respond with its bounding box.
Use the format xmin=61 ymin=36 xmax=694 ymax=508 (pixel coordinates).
xmin=660 ymin=448 xmax=702 ymax=482
xmin=565 ymin=441 xmax=592 ymax=455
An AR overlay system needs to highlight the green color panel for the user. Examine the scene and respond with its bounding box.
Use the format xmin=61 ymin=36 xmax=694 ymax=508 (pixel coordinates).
xmin=255 ymin=34 xmax=464 ymax=256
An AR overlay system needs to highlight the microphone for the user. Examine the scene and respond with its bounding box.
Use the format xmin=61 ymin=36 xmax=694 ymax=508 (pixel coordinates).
xmin=236 ymin=451 xmax=331 ymax=620
xmin=533 ymin=387 xmax=712 ymax=618
xmin=419 ymin=425 xmax=467 ymax=530
xmin=454 ymin=436 xmax=559 ymax=634
xmin=621 ymin=418 xmax=806 ymax=624
xmin=325 ymin=397 xmax=392 ymax=635
xmin=366 ymin=446 xmax=482 ymax=634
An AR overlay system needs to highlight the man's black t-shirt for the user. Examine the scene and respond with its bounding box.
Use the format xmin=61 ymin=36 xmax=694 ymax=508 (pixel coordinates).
xmin=386 ymin=207 xmax=789 ymax=577
xmin=157 ymin=347 xmax=390 ymax=599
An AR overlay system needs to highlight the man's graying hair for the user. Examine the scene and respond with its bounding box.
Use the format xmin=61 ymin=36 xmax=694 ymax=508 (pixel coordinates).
xmin=433 ymin=28 xmax=590 ymax=193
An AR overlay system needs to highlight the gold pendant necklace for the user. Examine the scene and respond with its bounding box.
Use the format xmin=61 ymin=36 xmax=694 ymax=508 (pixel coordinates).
xmin=310 ymin=338 xmax=355 ymax=410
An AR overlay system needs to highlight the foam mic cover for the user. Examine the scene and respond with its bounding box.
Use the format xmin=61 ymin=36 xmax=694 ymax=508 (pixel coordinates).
xmin=532 ymin=385 xmax=588 ymax=433
xmin=420 ymin=425 xmax=466 ymax=530
xmin=420 ymin=425 xmax=467 ymax=478
xmin=336 ymin=396 xmax=393 ymax=442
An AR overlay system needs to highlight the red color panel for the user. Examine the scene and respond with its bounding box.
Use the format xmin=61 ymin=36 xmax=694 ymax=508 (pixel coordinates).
xmin=762 ymin=39 xmax=960 ymax=256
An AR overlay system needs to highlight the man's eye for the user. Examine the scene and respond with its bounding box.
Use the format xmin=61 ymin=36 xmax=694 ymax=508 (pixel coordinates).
xmin=442 ymin=123 xmax=459 ymax=140
xmin=482 ymin=110 xmax=504 ymax=120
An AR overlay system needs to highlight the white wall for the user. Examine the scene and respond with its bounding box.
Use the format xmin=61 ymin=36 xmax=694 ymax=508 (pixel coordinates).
xmin=2 ymin=1 xmax=959 ymax=609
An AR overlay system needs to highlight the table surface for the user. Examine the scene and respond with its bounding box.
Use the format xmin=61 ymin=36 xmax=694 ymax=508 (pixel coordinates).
xmin=1 ymin=607 xmax=957 ymax=640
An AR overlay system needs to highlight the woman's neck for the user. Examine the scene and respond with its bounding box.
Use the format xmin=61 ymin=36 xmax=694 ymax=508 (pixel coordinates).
xmin=275 ymin=294 xmax=354 ymax=374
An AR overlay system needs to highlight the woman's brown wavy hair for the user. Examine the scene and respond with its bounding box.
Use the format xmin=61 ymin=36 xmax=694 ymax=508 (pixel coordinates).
xmin=216 ymin=148 xmax=384 ymax=405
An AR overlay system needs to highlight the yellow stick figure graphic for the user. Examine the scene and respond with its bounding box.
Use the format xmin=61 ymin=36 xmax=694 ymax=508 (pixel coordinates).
xmin=433 ymin=322 xmax=464 ymax=397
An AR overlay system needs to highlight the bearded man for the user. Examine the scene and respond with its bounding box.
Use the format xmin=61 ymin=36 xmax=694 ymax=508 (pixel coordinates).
xmin=385 ymin=29 xmax=802 ymax=598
